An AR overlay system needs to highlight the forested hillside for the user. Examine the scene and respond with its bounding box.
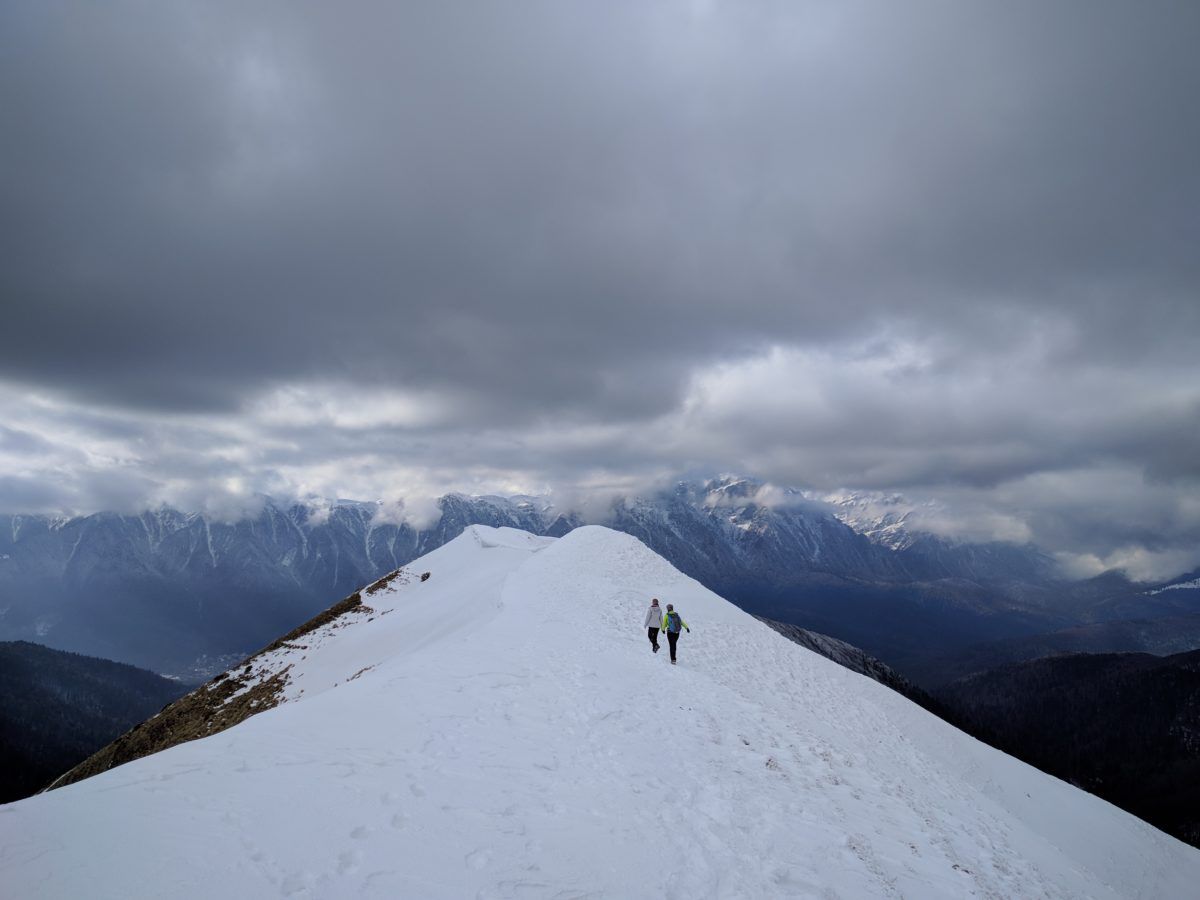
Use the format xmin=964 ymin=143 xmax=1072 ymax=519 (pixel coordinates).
xmin=937 ymin=649 xmax=1200 ymax=846
xmin=0 ymin=642 xmax=191 ymax=802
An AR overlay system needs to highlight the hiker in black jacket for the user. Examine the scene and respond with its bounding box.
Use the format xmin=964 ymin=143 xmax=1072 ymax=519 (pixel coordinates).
xmin=660 ymin=603 xmax=690 ymax=665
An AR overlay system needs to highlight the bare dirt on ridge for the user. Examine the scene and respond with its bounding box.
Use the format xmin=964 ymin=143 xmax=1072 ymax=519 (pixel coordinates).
xmin=43 ymin=572 xmax=409 ymax=791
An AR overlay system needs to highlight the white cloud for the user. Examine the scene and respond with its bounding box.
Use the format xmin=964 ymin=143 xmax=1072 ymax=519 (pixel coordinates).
xmin=370 ymin=495 xmax=442 ymax=531
xmin=251 ymin=382 xmax=459 ymax=431
xmin=1057 ymin=547 xmax=1200 ymax=584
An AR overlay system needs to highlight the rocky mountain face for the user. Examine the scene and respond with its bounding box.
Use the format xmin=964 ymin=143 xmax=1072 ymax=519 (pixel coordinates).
xmin=823 ymin=490 xmax=1060 ymax=584
xmin=0 ymin=478 xmax=1155 ymax=678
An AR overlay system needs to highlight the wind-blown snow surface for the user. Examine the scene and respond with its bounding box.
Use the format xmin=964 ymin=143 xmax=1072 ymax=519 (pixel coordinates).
xmin=3 ymin=526 xmax=1197 ymax=899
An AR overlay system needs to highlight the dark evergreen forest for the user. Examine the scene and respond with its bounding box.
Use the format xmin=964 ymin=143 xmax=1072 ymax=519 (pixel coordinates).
xmin=937 ymin=649 xmax=1200 ymax=847
xmin=0 ymin=641 xmax=190 ymax=802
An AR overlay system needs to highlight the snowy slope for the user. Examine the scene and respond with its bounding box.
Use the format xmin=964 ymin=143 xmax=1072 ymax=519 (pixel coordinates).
xmin=2 ymin=525 xmax=1198 ymax=899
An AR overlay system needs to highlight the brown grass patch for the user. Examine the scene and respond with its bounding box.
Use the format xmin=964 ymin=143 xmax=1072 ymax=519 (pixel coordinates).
xmin=46 ymin=583 xmax=377 ymax=792
xmin=365 ymin=568 xmax=407 ymax=595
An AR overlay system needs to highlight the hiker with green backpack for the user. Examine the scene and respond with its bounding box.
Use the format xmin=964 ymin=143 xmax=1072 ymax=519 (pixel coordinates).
xmin=660 ymin=603 xmax=690 ymax=665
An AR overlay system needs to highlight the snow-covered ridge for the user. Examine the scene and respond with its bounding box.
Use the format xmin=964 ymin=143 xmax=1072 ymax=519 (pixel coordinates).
xmin=212 ymin=525 xmax=557 ymax=711
xmin=47 ymin=526 xmax=557 ymax=791
xmin=4 ymin=525 xmax=1198 ymax=898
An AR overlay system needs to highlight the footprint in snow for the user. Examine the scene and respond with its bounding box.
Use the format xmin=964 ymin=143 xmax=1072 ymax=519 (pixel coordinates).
xmin=465 ymin=847 xmax=492 ymax=870
xmin=279 ymin=873 xmax=313 ymax=897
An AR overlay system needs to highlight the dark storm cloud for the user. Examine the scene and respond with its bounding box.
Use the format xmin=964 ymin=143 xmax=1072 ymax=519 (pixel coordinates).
xmin=1 ymin=2 xmax=1198 ymax=575
xmin=0 ymin=425 xmax=54 ymax=456
xmin=5 ymin=1 xmax=1198 ymax=405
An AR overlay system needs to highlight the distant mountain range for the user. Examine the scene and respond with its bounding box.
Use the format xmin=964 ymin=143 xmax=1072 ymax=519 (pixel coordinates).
xmin=0 ymin=479 xmax=1192 ymax=679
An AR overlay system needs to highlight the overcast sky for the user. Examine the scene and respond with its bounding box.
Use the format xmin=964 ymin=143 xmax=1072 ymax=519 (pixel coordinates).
xmin=2 ymin=2 xmax=1198 ymax=579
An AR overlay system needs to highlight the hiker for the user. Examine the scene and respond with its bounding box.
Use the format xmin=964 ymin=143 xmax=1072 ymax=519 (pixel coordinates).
xmin=643 ymin=598 xmax=662 ymax=653
xmin=661 ymin=603 xmax=690 ymax=665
